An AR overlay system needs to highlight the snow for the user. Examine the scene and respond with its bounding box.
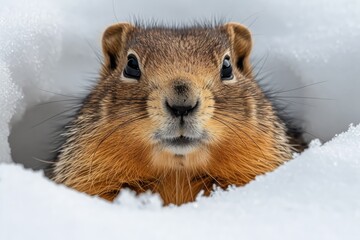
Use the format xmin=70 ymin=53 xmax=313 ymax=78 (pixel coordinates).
xmin=1 ymin=125 xmax=360 ymax=240
xmin=1 ymin=0 xmax=360 ymax=239
xmin=0 ymin=61 xmax=21 ymax=163
xmin=0 ymin=0 xmax=61 ymax=163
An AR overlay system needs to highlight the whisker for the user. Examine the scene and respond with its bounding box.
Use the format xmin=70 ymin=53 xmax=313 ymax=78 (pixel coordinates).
xmin=37 ymin=88 xmax=82 ymax=99
xmin=213 ymin=115 xmax=266 ymax=160
xmin=273 ymin=99 xmax=317 ymax=108
xmin=275 ymin=96 xmax=334 ymax=101
xmin=88 ymin=112 xmax=148 ymax=188
xmin=91 ymin=113 xmax=148 ymax=158
xmin=35 ymin=99 xmax=81 ymax=106
xmin=200 ymin=166 xmax=222 ymax=188
xmin=31 ymin=105 xmax=81 ymax=128
xmin=31 ymin=157 xmax=55 ymax=164
xmin=213 ymin=110 xmax=269 ymax=136
xmin=271 ymin=81 xmax=327 ymax=94
xmin=212 ymin=116 xmax=248 ymax=150
xmin=253 ymin=52 xmax=269 ymax=80
xmin=85 ymin=39 xmax=103 ymax=65
xmin=184 ymin=169 xmax=194 ymax=201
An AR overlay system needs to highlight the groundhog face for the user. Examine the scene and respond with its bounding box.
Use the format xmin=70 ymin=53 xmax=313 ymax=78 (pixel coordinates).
xmin=99 ymin=22 xmax=254 ymax=170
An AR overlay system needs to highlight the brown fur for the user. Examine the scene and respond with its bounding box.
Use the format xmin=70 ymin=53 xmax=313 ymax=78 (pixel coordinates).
xmin=52 ymin=22 xmax=304 ymax=205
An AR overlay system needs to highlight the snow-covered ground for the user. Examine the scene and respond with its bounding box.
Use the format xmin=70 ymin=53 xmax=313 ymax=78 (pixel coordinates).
xmin=1 ymin=125 xmax=360 ymax=240
xmin=1 ymin=0 xmax=360 ymax=239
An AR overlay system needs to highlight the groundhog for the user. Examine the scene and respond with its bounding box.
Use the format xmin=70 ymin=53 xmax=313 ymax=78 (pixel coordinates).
xmin=51 ymin=22 xmax=306 ymax=205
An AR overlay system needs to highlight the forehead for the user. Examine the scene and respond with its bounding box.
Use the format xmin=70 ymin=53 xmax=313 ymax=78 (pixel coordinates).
xmin=128 ymin=27 xmax=230 ymax=68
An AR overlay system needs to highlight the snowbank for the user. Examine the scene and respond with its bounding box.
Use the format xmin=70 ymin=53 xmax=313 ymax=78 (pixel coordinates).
xmin=0 ymin=61 xmax=21 ymax=163
xmin=1 ymin=125 xmax=360 ymax=240
xmin=0 ymin=0 xmax=61 ymax=163
xmin=1 ymin=0 xmax=360 ymax=239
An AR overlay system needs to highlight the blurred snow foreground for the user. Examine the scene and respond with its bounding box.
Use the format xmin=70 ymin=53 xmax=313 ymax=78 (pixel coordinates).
xmin=0 ymin=125 xmax=359 ymax=239
xmin=1 ymin=0 xmax=360 ymax=239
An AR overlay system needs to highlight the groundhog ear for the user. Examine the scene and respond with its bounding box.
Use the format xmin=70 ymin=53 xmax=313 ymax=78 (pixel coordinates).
xmin=101 ymin=23 xmax=135 ymax=72
xmin=223 ymin=23 xmax=252 ymax=77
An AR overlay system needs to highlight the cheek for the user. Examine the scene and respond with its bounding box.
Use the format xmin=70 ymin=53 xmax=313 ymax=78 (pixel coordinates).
xmin=204 ymin=118 xmax=228 ymax=144
xmin=199 ymin=90 xmax=227 ymax=143
xmin=199 ymin=90 xmax=215 ymax=122
xmin=146 ymin=90 xmax=167 ymax=128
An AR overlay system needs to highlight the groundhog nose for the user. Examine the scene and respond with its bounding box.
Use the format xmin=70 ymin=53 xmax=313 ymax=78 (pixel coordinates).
xmin=165 ymin=100 xmax=199 ymax=117
xmin=172 ymin=80 xmax=190 ymax=94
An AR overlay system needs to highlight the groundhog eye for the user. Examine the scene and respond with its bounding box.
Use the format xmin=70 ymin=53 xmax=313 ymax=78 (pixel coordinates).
xmin=221 ymin=56 xmax=233 ymax=80
xmin=123 ymin=54 xmax=141 ymax=80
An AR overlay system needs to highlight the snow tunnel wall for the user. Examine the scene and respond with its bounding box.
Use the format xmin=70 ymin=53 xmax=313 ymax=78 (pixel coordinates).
xmin=2 ymin=0 xmax=360 ymax=167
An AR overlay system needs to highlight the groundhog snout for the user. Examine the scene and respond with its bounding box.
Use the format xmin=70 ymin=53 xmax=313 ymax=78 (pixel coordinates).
xmin=165 ymin=100 xmax=199 ymax=118
xmin=165 ymin=80 xmax=199 ymax=118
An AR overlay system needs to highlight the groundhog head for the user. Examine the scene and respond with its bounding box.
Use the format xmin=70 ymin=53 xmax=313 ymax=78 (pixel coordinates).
xmin=97 ymin=22 xmax=273 ymax=172
xmin=53 ymin=22 xmax=296 ymax=203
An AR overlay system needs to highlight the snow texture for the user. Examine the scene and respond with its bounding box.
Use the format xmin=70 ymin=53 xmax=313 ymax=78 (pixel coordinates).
xmin=0 ymin=0 xmax=360 ymax=239
xmin=0 ymin=0 xmax=61 ymax=162
xmin=1 ymin=124 xmax=360 ymax=240
xmin=0 ymin=61 xmax=21 ymax=163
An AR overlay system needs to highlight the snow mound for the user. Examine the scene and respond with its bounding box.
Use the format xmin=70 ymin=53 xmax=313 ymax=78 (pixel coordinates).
xmin=1 ymin=125 xmax=359 ymax=240
xmin=0 ymin=61 xmax=22 ymax=163
xmin=0 ymin=0 xmax=61 ymax=163
xmin=1 ymin=0 xmax=360 ymax=239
